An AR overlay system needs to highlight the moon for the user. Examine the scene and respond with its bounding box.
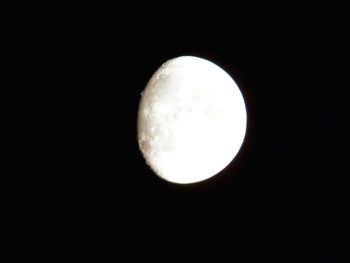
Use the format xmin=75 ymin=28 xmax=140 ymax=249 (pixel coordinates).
xmin=137 ymin=56 xmax=247 ymax=184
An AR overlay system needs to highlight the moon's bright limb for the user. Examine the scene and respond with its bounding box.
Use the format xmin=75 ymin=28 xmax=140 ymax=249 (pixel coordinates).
xmin=137 ymin=56 xmax=247 ymax=184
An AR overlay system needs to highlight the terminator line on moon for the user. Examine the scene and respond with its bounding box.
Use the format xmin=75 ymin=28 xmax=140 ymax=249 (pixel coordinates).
xmin=137 ymin=56 xmax=247 ymax=184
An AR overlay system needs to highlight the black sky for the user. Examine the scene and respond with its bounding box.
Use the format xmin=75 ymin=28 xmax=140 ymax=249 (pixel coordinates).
xmin=17 ymin=11 xmax=347 ymax=260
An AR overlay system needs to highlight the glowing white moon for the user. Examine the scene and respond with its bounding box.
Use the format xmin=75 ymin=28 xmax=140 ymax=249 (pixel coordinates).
xmin=137 ymin=56 xmax=247 ymax=184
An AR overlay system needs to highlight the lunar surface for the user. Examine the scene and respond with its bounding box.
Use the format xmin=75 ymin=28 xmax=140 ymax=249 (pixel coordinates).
xmin=137 ymin=56 xmax=247 ymax=184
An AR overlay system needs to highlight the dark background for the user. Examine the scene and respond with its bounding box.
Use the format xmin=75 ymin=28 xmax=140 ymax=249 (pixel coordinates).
xmin=14 ymin=7 xmax=347 ymax=261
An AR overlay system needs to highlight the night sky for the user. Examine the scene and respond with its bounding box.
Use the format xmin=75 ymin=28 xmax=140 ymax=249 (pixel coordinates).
xmin=20 ymin=17 xmax=345 ymax=261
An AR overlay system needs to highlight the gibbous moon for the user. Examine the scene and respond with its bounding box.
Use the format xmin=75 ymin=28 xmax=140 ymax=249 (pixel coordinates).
xmin=137 ymin=56 xmax=247 ymax=184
